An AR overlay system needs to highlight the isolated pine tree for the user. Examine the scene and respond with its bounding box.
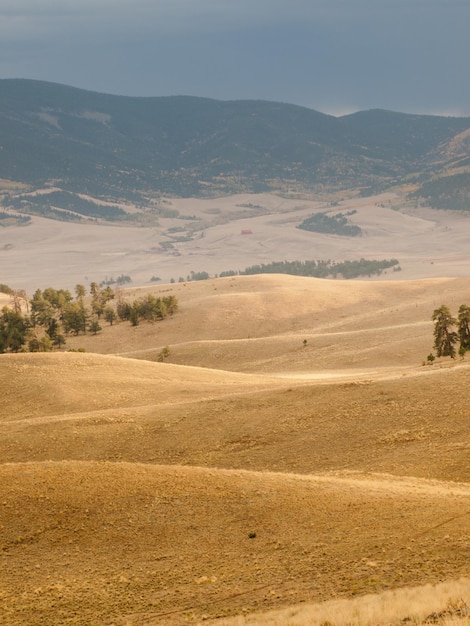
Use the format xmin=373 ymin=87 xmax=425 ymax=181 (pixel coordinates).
xmin=458 ymin=304 xmax=470 ymax=353
xmin=432 ymin=305 xmax=458 ymax=358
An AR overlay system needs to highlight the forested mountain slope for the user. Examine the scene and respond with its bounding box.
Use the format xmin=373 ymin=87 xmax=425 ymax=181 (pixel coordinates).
xmin=1 ymin=79 xmax=469 ymax=198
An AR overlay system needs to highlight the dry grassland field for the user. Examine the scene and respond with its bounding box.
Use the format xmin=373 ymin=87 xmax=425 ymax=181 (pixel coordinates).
xmin=2 ymin=191 xmax=470 ymax=625
xmin=2 ymin=190 xmax=470 ymax=292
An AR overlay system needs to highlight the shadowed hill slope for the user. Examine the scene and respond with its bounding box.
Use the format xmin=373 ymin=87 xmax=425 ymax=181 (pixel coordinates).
xmin=1 ymin=79 xmax=470 ymax=197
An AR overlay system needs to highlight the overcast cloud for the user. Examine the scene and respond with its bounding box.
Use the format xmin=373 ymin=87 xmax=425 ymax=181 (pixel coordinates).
xmin=0 ymin=0 xmax=469 ymax=116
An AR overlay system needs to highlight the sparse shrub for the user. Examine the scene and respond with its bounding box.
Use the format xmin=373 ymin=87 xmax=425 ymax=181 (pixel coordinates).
xmin=103 ymin=306 xmax=117 ymax=326
xmin=116 ymin=274 xmax=132 ymax=285
xmin=88 ymin=320 xmax=102 ymax=335
xmin=117 ymin=301 xmax=132 ymax=321
xmin=38 ymin=335 xmax=53 ymax=351
xmin=0 ymin=283 xmax=13 ymax=295
xmin=157 ymin=346 xmax=170 ymax=362
xmin=53 ymin=334 xmax=66 ymax=349
xmin=28 ymin=337 xmax=40 ymax=352
xmin=130 ymin=306 xmax=139 ymax=326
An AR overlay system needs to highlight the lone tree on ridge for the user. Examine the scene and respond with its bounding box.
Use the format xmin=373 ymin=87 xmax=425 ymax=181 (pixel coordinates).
xmin=432 ymin=304 xmax=458 ymax=358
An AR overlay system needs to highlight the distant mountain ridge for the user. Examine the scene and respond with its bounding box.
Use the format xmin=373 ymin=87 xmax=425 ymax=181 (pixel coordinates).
xmin=1 ymin=78 xmax=470 ymax=199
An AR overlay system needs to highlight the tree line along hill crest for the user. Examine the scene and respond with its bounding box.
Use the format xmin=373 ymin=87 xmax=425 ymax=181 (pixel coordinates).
xmin=430 ymin=304 xmax=470 ymax=361
xmin=0 ymin=282 xmax=178 ymax=354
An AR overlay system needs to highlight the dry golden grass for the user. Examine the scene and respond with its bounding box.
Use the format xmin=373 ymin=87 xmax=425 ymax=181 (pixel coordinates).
xmin=2 ymin=352 xmax=470 ymax=482
xmin=2 ymin=463 xmax=470 ymax=625
xmin=0 ymin=351 xmax=279 ymax=422
xmin=206 ymin=579 xmax=470 ymax=625
xmin=66 ymin=273 xmax=466 ymax=372
xmin=0 ymin=293 xmax=11 ymax=308
xmin=2 ymin=274 xmax=470 ymax=624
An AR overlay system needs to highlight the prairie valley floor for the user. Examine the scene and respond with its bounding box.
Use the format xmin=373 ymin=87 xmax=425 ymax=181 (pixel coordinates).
xmin=2 ymin=190 xmax=470 ymax=292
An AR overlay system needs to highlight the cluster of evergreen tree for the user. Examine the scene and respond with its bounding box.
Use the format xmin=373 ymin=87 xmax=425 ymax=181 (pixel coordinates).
xmin=0 ymin=282 xmax=178 ymax=353
xmin=180 ymin=258 xmax=400 ymax=282
xmin=297 ymin=211 xmax=362 ymax=237
xmin=410 ymin=173 xmax=470 ymax=211
xmin=239 ymin=258 xmax=399 ymax=279
xmin=0 ymin=210 xmax=31 ymax=225
xmin=170 ymin=271 xmax=211 ymax=283
xmin=99 ymin=274 xmax=132 ymax=287
xmin=430 ymin=304 xmax=470 ymax=360
xmin=115 ymin=293 xmax=178 ymax=326
xmin=3 ymin=191 xmax=130 ymax=222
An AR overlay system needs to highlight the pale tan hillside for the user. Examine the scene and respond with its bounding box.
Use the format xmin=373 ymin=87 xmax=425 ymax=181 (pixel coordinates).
xmin=66 ymin=274 xmax=469 ymax=373
xmin=1 ymin=351 xmax=470 ymax=481
xmin=1 ymin=462 xmax=470 ymax=626
xmin=207 ymin=579 xmax=470 ymax=626
xmin=0 ymin=352 xmax=280 ymax=422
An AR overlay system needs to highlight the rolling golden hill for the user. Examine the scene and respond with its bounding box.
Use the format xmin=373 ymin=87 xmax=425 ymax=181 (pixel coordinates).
xmin=1 ymin=351 xmax=470 ymax=483
xmin=65 ymin=274 xmax=466 ymax=373
xmin=2 ymin=274 xmax=470 ymax=625
xmin=2 ymin=463 xmax=470 ymax=625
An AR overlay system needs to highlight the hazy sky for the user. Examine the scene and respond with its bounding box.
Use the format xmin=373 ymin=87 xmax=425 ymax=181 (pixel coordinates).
xmin=1 ymin=0 xmax=469 ymax=116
